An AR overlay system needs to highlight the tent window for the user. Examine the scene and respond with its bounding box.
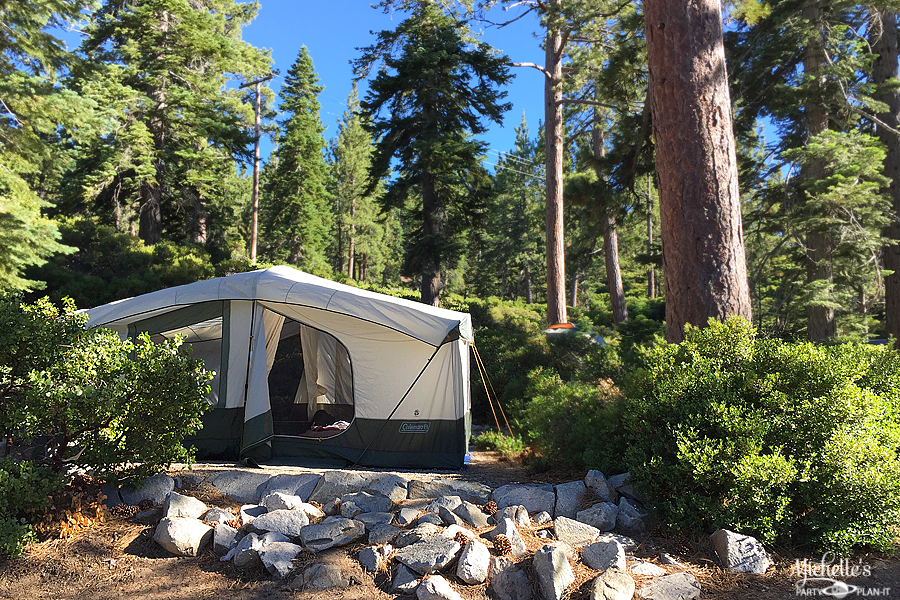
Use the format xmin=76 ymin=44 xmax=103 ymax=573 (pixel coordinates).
xmin=268 ymin=318 xmax=354 ymax=438
xmin=145 ymin=313 xmax=223 ymax=407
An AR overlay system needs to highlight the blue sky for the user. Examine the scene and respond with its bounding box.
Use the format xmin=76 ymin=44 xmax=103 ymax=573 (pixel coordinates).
xmin=240 ymin=1 xmax=550 ymax=164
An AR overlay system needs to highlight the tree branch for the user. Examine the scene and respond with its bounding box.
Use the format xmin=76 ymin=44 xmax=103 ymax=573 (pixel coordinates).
xmin=557 ymin=98 xmax=619 ymax=110
xmin=508 ymin=61 xmax=551 ymax=78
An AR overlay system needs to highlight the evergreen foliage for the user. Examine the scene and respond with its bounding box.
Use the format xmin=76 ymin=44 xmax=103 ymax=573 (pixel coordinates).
xmin=260 ymin=46 xmax=331 ymax=271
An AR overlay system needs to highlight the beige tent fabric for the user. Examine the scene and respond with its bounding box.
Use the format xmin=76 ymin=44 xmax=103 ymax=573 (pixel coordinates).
xmin=262 ymin=309 xmax=285 ymax=375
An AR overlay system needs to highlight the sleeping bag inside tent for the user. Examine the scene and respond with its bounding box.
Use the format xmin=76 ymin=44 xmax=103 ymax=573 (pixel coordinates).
xmin=84 ymin=266 xmax=472 ymax=468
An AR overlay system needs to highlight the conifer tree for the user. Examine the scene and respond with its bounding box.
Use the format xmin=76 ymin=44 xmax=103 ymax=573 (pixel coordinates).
xmin=355 ymin=1 xmax=511 ymax=306
xmin=260 ymin=46 xmax=331 ymax=271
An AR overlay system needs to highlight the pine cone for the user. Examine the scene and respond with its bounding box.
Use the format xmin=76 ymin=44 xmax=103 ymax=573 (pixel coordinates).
xmin=225 ymin=518 xmax=240 ymax=529
xmin=493 ymin=534 xmax=512 ymax=555
xmin=454 ymin=530 xmax=472 ymax=545
xmin=110 ymin=503 xmax=139 ymax=518
xmin=483 ymin=501 xmax=498 ymax=515
xmin=138 ymin=499 xmax=154 ymax=511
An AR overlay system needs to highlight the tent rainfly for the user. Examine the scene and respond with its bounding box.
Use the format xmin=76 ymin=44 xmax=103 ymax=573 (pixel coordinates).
xmin=84 ymin=266 xmax=473 ymax=468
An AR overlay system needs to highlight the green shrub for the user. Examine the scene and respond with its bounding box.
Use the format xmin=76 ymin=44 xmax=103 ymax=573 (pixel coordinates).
xmin=623 ymin=317 xmax=900 ymax=553
xmin=1 ymin=295 xmax=213 ymax=485
xmin=472 ymin=430 xmax=526 ymax=458
xmin=0 ymin=458 xmax=64 ymax=557
xmin=521 ymin=368 xmax=627 ymax=473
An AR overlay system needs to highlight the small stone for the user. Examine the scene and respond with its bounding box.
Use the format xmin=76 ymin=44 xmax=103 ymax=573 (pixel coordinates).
xmin=533 ymin=510 xmax=552 ymax=525
xmin=492 ymin=483 xmax=555 ymax=514
xmin=631 ymin=561 xmax=666 ymax=576
xmin=322 ymin=498 xmax=341 ymax=516
xmin=489 ymin=556 xmax=515 ymax=578
xmin=417 ymin=574 xmax=464 ymax=600
xmin=554 ymin=480 xmax=588 ymax=519
xmin=427 ymin=495 xmax=463 ymax=513
xmin=489 ymin=566 xmax=532 ymax=600
xmin=710 ymin=529 xmax=771 ymax=574
xmin=257 ymin=473 xmax=321 ymax=502
xmin=213 ymin=522 xmax=240 ymax=556
xmin=162 ymin=491 xmax=208 ymax=519
xmin=261 ymin=492 xmax=325 ymax=519
xmin=554 ymin=516 xmax=600 ymax=548
xmin=585 ymin=471 xmax=618 ymax=503
xmin=358 ymin=546 xmax=386 ymax=572
xmin=121 ymin=473 xmax=175 ymax=506
xmin=259 ymin=542 xmax=304 ymax=579
xmin=496 ymin=505 xmax=529 ymax=527
xmin=342 ymin=491 xmax=393 ymax=515
xmin=392 ymin=563 xmax=420 ymax=593
xmin=308 ymin=471 xmax=372 ymax=505
xmin=636 ymin=572 xmax=701 ymax=600
xmin=533 ymin=544 xmax=575 ymax=600
xmin=397 ymin=507 xmax=420 ymax=525
xmin=299 ymin=563 xmax=349 ymax=590
xmin=453 ymin=501 xmax=490 ymax=529
xmin=438 ymin=505 xmax=467 ymax=527
xmin=368 ymin=523 xmax=401 ymax=545
xmin=417 ymin=512 xmax=445 ymax=526
xmin=577 ymin=502 xmax=618 ymax=532
xmin=300 ymin=516 xmax=366 ymax=551
xmin=615 ymin=498 xmax=646 ymax=534
xmin=201 ymin=507 xmax=233 ymax=525
xmin=395 ymin=522 xmax=443 ymax=548
xmin=232 ymin=532 xmax=262 ymax=569
xmin=239 ymin=504 xmax=267 ymax=525
xmin=394 ymin=536 xmax=461 ymax=575
xmin=582 ymin=539 xmax=626 ymax=571
xmin=659 ymin=552 xmax=685 ymax=568
xmin=153 ymin=517 xmax=213 ymax=557
xmin=407 ymin=478 xmax=492 ymax=505
xmin=441 ymin=524 xmax=476 ymax=541
xmin=207 ymin=470 xmax=272 ymax=504
xmin=366 ymin=473 xmax=410 ymax=502
xmin=596 ymin=533 xmax=638 ymax=552
xmin=486 ymin=518 xmax=527 ymax=557
xmin=456 ymin=539 xmax=490 ymax=584
xmin=242 ymin=509 xmax=309 ymax=540
xmin=355 ymin=512 xmax=394 ymax=528
xmin=591 ymin=567 xmax=635 ymax=600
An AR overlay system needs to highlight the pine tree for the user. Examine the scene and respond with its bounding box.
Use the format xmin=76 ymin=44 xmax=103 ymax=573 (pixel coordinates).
xmin=354 ymin=1 xmax=511 ymax=306
xmin=259 ymin=46 xmax=331 ymax=271
xmin=0 ymin=0 xmax=87 ymax=290
xmin=66 ymin=0 xmax=272 ymax=246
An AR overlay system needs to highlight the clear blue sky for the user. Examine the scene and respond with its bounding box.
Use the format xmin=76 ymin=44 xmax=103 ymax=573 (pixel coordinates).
xmin=241 ymin=1 xmax=549 ymax=166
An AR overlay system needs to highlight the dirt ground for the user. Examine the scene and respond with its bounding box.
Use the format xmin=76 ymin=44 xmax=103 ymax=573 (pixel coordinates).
xmin=0 ymin=451 xmax=897 ymax=600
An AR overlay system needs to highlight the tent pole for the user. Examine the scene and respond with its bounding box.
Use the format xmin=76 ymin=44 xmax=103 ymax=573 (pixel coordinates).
xmin=350 ymin=339 xmax=446 ymax=467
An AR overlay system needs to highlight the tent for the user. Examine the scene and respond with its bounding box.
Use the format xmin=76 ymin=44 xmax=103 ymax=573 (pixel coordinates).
xmin=84 ymin=266 xmax=472 ymax=468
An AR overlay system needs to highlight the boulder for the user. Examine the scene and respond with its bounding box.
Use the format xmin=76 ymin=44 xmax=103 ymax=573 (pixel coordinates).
xmin=201 ymin=507 xmax=233 ymax=525
xmin=636 ymin=572 xmax=701 ymax=600
xmin=395 ymin=522 xmax=443 ymax=548
xmin=426 ymin=495 xmax=463 ymax=513
xmin=366 ymin=473 xmax=409 ymax=502
xmin=533 ymin=511 xmax=552 ymax=525
xmin=207 ymin=470 xmax=272 ymax=504
xmin=615 ymin=497 xmax=646 ymax=534
xmin=368 ymin=524 xmax=402 ymax=545
xmin=256 ymin=473 xmax=321 ymax=502
xmin=577 ymin=502 xmax=618 ymax=532
xmin=489 ymin=565 xmax=532 ymax=600
xmin=162 ymin=491 xmax=207 ymax=519
xmin=394 ymin=536 xmax=461 ymax=575
xmin=631 ymin=561 xmax=666 ymax=576
xmin=308 ymin=471 xmax=371 ymax=505
xmin=533 ymin=544 xmax=575 ymax=600
xmin=417 ymin=574 xmax=464 ymax=600
xmin=242 ymin=509 xmax=309 ymax=539
xmin=133 ymin=508 xmax=162 ymax=524
xmin=608 ymin=472 xmax=643 ymax=503
xmin=486 ymin=518 xmax=527 ymax=557
xmin=417 ymin=512 xmax=445 ymax=526
xmin=341 ymin=491 xmax=393 ymax=515
xmin=554 ymin=481 xmax=587 ymax=519
xmin=261 ymin=492 xmax=322 ymax=515
xmin=359 ymin=545 xmax=392 ymax=572
xmin=456 ymin=539 xmax=490 ymax=584
xmin=397 ymin=507 xmax=420 ymax=525
xmin=438 ymin=506 xmax=467 ymax=527
xmin=176 ymin=474 xmax=203 ymax=490
xmin=355 ymin=512 xmax=394 ymax=528
xmin=496 ymin=505 xmax=530 ymax=527
xmin=489 ymin=556 xmax=515 ymax=578
xmin=298 ymin=563 xmax=349 ymax=590
xmin=300 ymin=516 xmax=366 ymax=551
xmin=585 ymin=471 xmax=617 ymax=503
xmin=121 ymin=473 xmax=175 ymax=506
xmin=408 ymin=478 xmax=492 ymax=505
xmin=453 ymin=501 xmax=490 ymax=528
xmin=582 ymin=539 xmax=626 ymax=572
xmin=710 ymin=529 xmax=771 ymax=574
xmin=153 ymin=517 xmax=213 ymax=557
xmin=232 ymin=532 xmax=262 ymax=569
xmin=596 ymin=532 xmax=637 ymax=552
xmin=591 ymin=568 xmax=635 ymax=600
xmin=212 ymin=522 xmax=241 ymax=556
xmin=259 ymin=542 xmax=304 ymax=579
xmin=553 ymin=516 xmax=600 ymax=548
xmin=322 ymin=498 xmax=341 ymax=516
xmin=392 ymin=563 xmax=421 ymax=593
xmin=239 ymin=504 xmax=267 ymax=525
xmin=492 ymin=483 xmax=555 ymax=515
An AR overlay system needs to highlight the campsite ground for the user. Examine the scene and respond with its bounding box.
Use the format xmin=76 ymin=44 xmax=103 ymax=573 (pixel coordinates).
xmin=0 ymin=451 xmax=897 ymax=600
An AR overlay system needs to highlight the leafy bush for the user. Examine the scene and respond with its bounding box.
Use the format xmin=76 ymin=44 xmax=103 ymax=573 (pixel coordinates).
xmin=1 ymin=295 xmax=213 ymax=485
xmin=472 ymin=430 xmax=526 ymax=458
xmin=623 ymin=317 xmax=900 ymax=553
xmin=521 ymin=368 xmax=627 ymax=473
xmin=0 ymin=458 xmax=64 ymax=557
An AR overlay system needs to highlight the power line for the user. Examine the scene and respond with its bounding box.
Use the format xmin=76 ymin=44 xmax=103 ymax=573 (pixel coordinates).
xmin=483 ymin=159 xmax=546 ymax=182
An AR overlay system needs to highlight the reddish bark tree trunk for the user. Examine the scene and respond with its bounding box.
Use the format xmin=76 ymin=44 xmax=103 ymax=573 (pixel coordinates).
xmin=544 ymin=0 xmax=567 ymax=325
xmin=421 ymin=173 xmax=444 ymax=307
xmin=643 ymin=0 xmax=752 ymax=343
xmin=592 ymin=121 xmax=628 ymax=324
xmin=872 ymin=10 xmax=900 ymax=349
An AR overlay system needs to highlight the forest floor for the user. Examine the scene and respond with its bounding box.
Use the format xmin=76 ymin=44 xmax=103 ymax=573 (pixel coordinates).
xmin=0 ymin=451 xmax=897 ymax=600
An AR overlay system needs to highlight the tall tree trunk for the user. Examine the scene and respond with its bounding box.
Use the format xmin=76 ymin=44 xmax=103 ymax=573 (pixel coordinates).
xmin=524 ymin=263 xmax=533 ymax=304
xmin=592 ymin=119 xmax=628 ymax=324
xmin=872 ymin=10 xmax=900 ymax=349
xmin=421 ymin=173 xmax=444 ymax=306
xmin=647 ymin=175 xmax=656 ymax=299
xmin=348 ymin=197 xmax=356 ymax=279
xmin=802 ymin=4 xmax=835 ymax=342
xmin=335 ymin=215 xmax=344 ymax=275
xmin=139 ymin=9 xmax=169 ymax=245
xmin=139 ymin=182 xmax=162 ymax=245
xmin=644 ymin=0 xmax=752 ymax=343
xmin=570 ymin=273 xmax=580 ymax=308
xmin=191 ymin=198 xmax=208 ymax=244
xmin=544 ymin=0 xmax=567 ymax=325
